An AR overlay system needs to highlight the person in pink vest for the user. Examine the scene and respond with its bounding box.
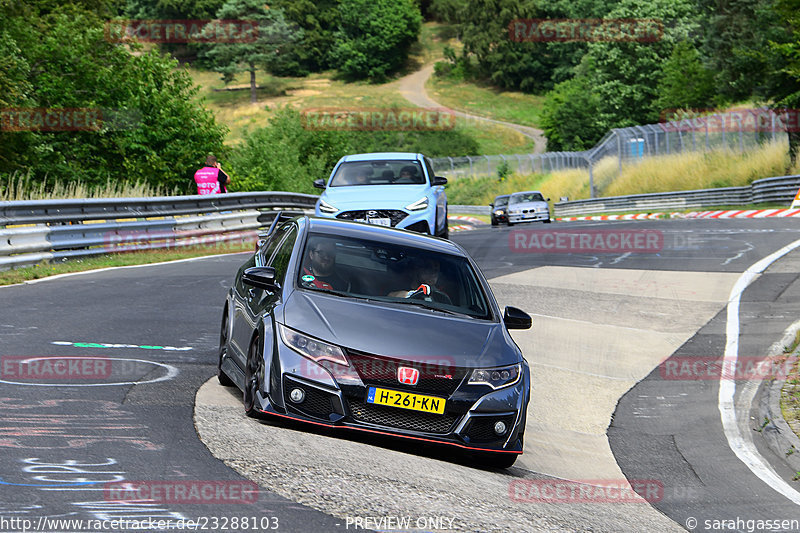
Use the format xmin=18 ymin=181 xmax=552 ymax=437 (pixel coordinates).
xmin=194 ymin=155 xmax=231 ymax=195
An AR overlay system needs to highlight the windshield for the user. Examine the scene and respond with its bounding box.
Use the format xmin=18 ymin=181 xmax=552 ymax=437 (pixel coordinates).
xmin=494 ymin=196 xmax=509 ymax=207
xmin=329 ymin=160 xmax=426 ymax=186
xmin=510 ymin=192 xmax=545 ymax=204
xmin=298 ymin=232 xmax=492 ymax=319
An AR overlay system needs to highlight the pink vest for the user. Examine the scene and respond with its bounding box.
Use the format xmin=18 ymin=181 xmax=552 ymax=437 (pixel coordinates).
xmin=194 ymin=166 xmax=221 ymax=195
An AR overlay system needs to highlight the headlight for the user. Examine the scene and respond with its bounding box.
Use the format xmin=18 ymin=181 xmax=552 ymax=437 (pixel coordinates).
xmin=494 ymin=209 xmax=505 ymax=216
xmin=405 ymin=197 xmax=429 ymax=211
xmin=469 ymin=364 xmax=521 ymax=389
xmin=318 ymin=198 xmax=338 ymax=214
xmin=278 ymin=324 xmax=348 ymax=366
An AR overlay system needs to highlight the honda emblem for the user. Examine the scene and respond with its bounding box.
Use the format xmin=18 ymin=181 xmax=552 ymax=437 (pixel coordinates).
xmin=397 ymin=366 xmax=419 ymax=386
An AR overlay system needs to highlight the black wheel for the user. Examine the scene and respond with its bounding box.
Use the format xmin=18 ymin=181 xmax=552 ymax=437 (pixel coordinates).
xmin=217 ymin=307 xmax=234 ymax=387
xmin=491 ymin=217 xmax=498 ymax=226
xmin=243 ymin=335 xmax=265 ymax=418
xmin=437 ymin=210 xmax=449 ymax=239
xmin=544 ymin=218 xmax=551 ymax=224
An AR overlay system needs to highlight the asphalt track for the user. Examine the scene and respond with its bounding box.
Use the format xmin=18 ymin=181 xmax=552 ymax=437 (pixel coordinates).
xmin=1 ymin=219 xmax=800 ymax=532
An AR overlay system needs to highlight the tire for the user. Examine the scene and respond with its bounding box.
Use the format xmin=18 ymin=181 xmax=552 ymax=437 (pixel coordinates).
xmin=491 ymin=217 xmax=498 ymax=226
xmin=217 ymin=307 xmax=234 ymax=387
xmin=243 ymin=335 xmax=265 ymax=418
xmin=436 ymin=209 xmax=449 ymax=239
xmin=544 ymin=218 xmax=551 ymax=224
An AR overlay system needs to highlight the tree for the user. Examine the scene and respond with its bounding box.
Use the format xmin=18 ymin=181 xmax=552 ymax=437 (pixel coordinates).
xmin=270 ymin=0 xmax=341 ymax=75
xmin=655 ymin=41 xmax=715 ymax=112
xmin=332 ymin=0 xmax=422 ymax=81
xmin=539 ymin=66 xmax=607 ymax=151
xmin=0 ymin=3 xmax=227 ymax=191
xmin=204 ymin=0 xmax=299 ymax=103
xmin=762 ymin=0 xmax=800 ymax=165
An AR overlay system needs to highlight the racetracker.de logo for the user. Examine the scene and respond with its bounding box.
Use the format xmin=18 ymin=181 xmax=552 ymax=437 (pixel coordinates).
xmin=509 ymin=479 xmax=664 ymax=503
xmin=659 ymin=108 xmax=800 ymax=133
xmin=104 ymin=19 xmax=257 ymax=43
xmin=300 ymin=108 xmax=456 ymax=131
xmin=659 ymin=356 xmax=793 ymax=381
xmin=1 ymin=356 xmax=113 ymax=380
xmin=510 ymin=229 xmax=663 ymax=253
xmin=0 ymin=108 xmax=140 ymax=132
xmin=104 ymin=481 xmax=258 ymax=504
xmin=508 ymin=18 xmax=662 ymax=43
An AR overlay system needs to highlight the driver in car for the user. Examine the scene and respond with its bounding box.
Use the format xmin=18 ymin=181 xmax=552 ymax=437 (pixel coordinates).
xmin=301 ymin=238 xmax=351 ymax=291
xmin=388 ymin=257 xmax=452 ymax=304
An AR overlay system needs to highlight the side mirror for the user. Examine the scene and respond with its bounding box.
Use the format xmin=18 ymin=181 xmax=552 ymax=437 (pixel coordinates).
xmin=243 ymin=266 xmax=280 ymax=291
xmin=546 ymin=197 xmax=551 ymax=202
xmin=433 ymin=176 xmax=447 ymax=186
xmin=504 ymin=306 xmax=531 ymax=330
xmin=313 ymin=179 xmax=326 ymax=189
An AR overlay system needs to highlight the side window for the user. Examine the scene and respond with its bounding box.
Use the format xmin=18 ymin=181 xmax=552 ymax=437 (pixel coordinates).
xmin=424 ymin=158 xmax=436 ymax=184
xmin=267 ymin=226 xmax=298 ymax=284
xmin=258 ymin=223 xmax=292 ymax=266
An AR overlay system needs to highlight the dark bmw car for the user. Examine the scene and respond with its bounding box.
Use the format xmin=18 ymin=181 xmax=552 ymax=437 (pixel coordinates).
xmin=218 ymin=215 xmax=532 ymax=467
xmin=490 ymin=194 xmax=510 ymax=226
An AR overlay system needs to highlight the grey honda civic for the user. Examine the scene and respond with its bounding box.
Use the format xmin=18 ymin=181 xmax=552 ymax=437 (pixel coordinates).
xmin=218 ymin=215 xmax=532 ymax=468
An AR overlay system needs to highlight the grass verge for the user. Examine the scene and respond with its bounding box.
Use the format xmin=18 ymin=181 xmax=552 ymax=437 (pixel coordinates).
xmin=780 ymin=332 xmax=800 ymax=443
xmin=0 ymin=244 xmax=252 ymax=287
xmin=426 ymin=76 xmax=545 ymax=129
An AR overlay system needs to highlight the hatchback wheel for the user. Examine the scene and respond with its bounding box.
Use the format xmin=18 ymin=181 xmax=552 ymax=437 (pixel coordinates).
xmin=217 ymin=308 xmax=234 ymax=387
xmin=243 ymin=336 xmax=264 ymax=418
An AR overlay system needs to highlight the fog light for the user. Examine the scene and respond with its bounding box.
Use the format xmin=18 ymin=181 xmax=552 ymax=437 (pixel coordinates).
xmin=289 ymin=388 xmax=305 ymax=404
xmin=494 ymin=421 xmax=507 ymax=435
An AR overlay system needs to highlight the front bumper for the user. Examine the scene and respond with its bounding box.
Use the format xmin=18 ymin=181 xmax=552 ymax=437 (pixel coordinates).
xmin=258 ymin=342 xmax=528 ymax=454
xmin=315 ymin=207 xmax=435 ymax=234
xmin=509 ymin=211 xmax=550 ymax=223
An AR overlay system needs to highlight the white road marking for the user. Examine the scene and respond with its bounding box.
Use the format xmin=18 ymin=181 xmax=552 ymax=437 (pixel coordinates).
xmin=0 ymin=357 xmax=178 ymax=387
xmin=719 ymin=237 xmax=800 ymax=506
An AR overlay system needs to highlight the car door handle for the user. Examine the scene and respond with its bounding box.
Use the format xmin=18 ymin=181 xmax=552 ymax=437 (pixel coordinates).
xmin=247 ymin=288 xmax=258 ymax=299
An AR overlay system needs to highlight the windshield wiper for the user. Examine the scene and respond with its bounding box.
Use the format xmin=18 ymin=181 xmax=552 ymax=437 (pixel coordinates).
xmin=388 ymin=299 xmax=471 ymax=317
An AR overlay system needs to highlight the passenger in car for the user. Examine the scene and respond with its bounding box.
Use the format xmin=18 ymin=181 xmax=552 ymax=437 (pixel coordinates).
xmin=301 ymin=238 xmax=351 ymax=291
xmin=388 ymin=257 xmax=452 ymax=304
xmin=397 ymin=165 xmax=422 ymax=183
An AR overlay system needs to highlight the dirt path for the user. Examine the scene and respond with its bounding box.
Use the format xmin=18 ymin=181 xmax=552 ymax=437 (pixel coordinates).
xmin=395 ymin=63 xmax=547 ymax=154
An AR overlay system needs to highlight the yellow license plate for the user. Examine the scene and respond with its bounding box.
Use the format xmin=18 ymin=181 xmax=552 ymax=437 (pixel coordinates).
xmin=366 ymin=387 xmax=446 ymax=414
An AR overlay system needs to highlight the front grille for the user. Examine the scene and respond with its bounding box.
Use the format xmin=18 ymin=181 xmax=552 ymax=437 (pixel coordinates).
xmin=284 ymin=378 xmax=335 ymax=420
xmin=465 ymin=415 xmax=517 ymax=443
xmin=346 ymin=350 xmax=467 ymax=396
xmin=337 ymin=210 xmax=408 ymax=227
xmin=348 ymin=400 xmax=457 ymax=434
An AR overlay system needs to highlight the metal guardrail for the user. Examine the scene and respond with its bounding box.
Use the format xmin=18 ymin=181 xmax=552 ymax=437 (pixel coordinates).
xmin=553 ymin=175 xmax=800 ymax=216
xmin=0 ymin=192 xmax=318 ymax=270
xmin=0 ymin=191 xmax=318 ymax=226
xmin=449 ymin=205 xmax=492 ymax=215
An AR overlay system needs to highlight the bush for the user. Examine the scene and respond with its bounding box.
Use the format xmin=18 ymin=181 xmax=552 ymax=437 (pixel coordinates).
xmin=332 ymin=0 xmax=422 ymax=81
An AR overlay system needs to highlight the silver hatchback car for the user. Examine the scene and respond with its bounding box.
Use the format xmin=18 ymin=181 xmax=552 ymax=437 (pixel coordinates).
xmin=507 ymin=191 xmax=551 ymax=225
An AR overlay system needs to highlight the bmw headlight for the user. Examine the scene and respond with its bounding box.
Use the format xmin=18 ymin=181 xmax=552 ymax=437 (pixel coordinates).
xmin=469 ymin=364 xmax=521 ymax=389
xmin=318 ymin=198 xmax=338 ymax=214
xmin=405 ymin=197 xmax=429 ymax=211
xmin=494 ymin=209 xmax=505 ymax=216
xmin=279 ymin=324 xmax=348 ymax=366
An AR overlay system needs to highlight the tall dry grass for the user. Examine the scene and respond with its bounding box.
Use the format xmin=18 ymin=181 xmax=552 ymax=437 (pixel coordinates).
xmin=446 ymin=140 xmax=800 ymax=205
xmin=602 ymin=140 xmax=797 ymax=197
xmin=0 ymin=172 xmax=180 ymax=201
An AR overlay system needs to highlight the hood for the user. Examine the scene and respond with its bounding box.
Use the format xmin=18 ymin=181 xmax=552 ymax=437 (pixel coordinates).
xmin=282 ymin=290 xmax=518 ymax=367
xmin=320 ymin=185 xmax=430 ymax=211
xmin=509 ymin=200 xmax=548 ymax=210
